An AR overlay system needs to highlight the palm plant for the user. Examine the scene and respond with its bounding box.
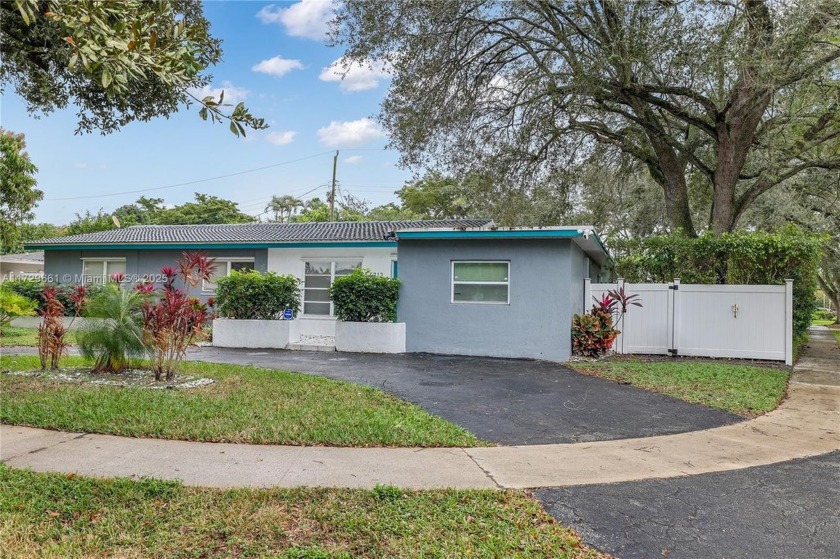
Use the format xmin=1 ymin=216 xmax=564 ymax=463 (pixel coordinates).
xmin=76 ymin=282 xmax=147 ymax=374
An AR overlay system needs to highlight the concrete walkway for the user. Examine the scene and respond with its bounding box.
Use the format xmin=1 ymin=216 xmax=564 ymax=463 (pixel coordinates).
xmin=2 ymin=329 xmax=838 ymax=489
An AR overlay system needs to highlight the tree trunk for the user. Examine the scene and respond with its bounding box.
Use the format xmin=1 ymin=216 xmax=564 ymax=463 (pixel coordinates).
xmin=643 ymin=130 xmax=697 ymax=236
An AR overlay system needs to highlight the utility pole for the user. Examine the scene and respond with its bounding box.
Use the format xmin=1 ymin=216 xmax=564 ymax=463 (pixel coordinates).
xmin=329 ymin=150 xmax=338 ymax=221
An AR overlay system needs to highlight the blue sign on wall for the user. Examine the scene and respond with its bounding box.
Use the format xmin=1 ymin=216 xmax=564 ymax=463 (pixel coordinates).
xmin=283 ymin=308 xmax=293 ymax=320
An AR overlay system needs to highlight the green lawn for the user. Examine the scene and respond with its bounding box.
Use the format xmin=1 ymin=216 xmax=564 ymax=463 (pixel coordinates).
xmin=0 ymin=465 xmax=601 ymax=559
xmin=812 ymin=319 xmax=836 ymax=326
xmin=0 ymin=355 xmax=484 ymax=448
xmin=569 ymin=359 xmax=788 ymax=416
xmin=0 ymin=327 xmax=76 ymax=347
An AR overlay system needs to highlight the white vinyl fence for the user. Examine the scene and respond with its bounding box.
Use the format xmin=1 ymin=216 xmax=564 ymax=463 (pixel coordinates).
xmin=584 ymin=278 xmax=793 ymax=365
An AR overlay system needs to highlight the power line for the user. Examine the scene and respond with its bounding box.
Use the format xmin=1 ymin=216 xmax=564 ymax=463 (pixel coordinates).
xmin=44 ymin=151 xmax=335 ymax=201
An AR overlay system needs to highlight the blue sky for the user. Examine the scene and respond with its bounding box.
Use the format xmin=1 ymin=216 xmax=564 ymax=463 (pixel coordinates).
xmin=1 ymin=0 xmax=413 ymax=224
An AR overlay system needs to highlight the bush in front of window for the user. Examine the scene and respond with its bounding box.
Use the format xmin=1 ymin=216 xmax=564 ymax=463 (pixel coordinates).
xmin=329 ymin=269 xmax=401 ymax=323
xmin=213 ymin=270 xmax=302 ymax=320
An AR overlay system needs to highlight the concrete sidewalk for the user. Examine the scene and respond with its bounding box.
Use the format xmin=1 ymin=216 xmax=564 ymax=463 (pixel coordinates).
xmin=2 ymin=329 xmax=837 ymax=489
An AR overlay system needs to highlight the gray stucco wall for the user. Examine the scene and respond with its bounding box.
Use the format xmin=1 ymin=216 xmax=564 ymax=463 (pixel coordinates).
xmin=43 ymin=248 xmax=268 ymax=300
xmin=397 ymin=238 xmax=592 ymax=361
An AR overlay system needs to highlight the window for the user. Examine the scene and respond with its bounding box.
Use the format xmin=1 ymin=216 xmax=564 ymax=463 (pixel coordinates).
xmin=304 ymin=260 xmax=362 ymax=315
xmin=82 ymin=258 xmax=126 ymax=283
xmin=202 ymin=258 xmax=255 ymax=291
xmin=451 ymin=261 xmax=509 ymax=304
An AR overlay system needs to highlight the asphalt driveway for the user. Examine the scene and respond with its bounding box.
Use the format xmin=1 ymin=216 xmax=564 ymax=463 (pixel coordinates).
xmin=536 ymin=450 xmax=840 ymax=558
xmin=189 ymin=347 xmax=741 ymax=445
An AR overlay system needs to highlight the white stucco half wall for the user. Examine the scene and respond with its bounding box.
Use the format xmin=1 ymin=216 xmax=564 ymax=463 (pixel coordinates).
xmin=212 ymin=318 xmax=300 ymax=349
xmin=335 ymin=321 xmax=406 ymax=353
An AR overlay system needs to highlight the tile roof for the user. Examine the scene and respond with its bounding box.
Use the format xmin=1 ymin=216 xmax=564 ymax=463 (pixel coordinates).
xmin=0 ymin=251 xmax=44 ymax=263
xmin=25 ymin=220 xmax=493 ymax=247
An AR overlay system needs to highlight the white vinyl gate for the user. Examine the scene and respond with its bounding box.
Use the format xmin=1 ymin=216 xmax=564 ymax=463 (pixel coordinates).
xmin=584 ymin=278 xmax=793 ymax=365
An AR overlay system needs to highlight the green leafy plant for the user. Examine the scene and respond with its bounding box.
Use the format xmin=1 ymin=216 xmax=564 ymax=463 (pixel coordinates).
xmin=4 ymin=279 xmax=99 ymax=316
xmin=813 ymin=308 xmax=837 ymax=323
xmin=612 ymin=226 xmax=822 ymax=341
xmin=0 ymin=288 xmax=37 ymax=334
xmin=214 ymin=270 xmax=301 ymax=320
xmin=329 ymin=269 xmax=401 ymax=323
xmin=76 ymin=281 xmax=147 ymax=374
xmin=571 ymin=312 xmax=618 ymax=358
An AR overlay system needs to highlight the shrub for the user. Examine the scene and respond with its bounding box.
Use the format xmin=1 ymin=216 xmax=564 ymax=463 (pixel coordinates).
xmin=4 ymin=279 xmax=99 ymax=316
xmin=214 ymin=270 xmax=301 ymax=320
xmin=76 ymin=282 xmax=147 ymax=373
xmin=612 ymin=226 xmax=822 ymax=341
xmin=0 ymin=288 xmax=37 ymax=333
xmin=812 ymin=308 xmax=837 ymax=322
xmin=571 ymin=312 xmax=619 ymax=358
xmin=329 ymin=269 xmax=401 ymax=323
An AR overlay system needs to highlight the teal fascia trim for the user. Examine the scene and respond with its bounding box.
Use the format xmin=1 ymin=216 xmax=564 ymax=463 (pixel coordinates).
xmin=397 ymin=228 xmax=611 ymax=263
xmin=37 ymin=241 xmax=397 ymax=251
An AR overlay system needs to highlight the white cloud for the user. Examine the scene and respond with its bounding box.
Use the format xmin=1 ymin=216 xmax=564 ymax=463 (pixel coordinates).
xmin=343 ymin=155 xmax=363 ymax=165
xmin=188 ymin=80 xmax=248 ymax=105
xmin=317 ymin=118 xmax=385 ymax=147
xmin=266 ymin=130 xmax=297 ymax=145
xmin=319 ymin=57 xmax=391 ymax=92
xmin=257 ymin=0 xmax=334 ymax=41
xmin=252 ymin=56 xmax=304 ymax=77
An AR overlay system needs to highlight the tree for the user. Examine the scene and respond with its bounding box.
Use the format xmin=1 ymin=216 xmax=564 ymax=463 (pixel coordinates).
xmin=0 ymin=129 xmax=42 ymax=253
xmin=741 ymin=168 xmax=840 ymax=323
xmin=2 ymin=0 xmax=266 ymax=136
xmin=17 ymin=221 xmax=65 ymax=244
xmin=294 ymin=197 xmax=332 ymax=222
xmin=265 ymin=195 xmax=303 ymax=223
xmin=66 ymin=209 xmax=116 ymax=235
xmin=159 ymin=193 xmax=254 ymax=224
xmin=66 ymin=193 xmax=254 ymax=234
xmin=396 ymin=171 xmax=472 ymax=220
xmin=333 ymin=0 xmax=840 ymax=235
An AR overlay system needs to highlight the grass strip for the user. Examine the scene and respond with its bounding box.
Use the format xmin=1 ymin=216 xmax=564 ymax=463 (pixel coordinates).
xmin=569 ymin=359 xmax=788 ymax=416
xmin=0 ymin=465 xmax=602 ymax=559
xmin=0 ymin=355 xmax=485 ymax=448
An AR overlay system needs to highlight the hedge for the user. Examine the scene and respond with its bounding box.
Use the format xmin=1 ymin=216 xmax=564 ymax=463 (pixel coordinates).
xmin=3 ymin=280 xmax=103 ymax=316
xmin=329 ymin=269 xmax=401 ymax=323
xmin=611 ymin=226 xmax=823 ymax=342
xmin=214 ymin=270 xmax=301 ymax=320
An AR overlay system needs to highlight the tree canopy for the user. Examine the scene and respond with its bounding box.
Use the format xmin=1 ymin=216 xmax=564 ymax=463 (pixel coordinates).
xmin=62 ymin=193 xmax=255 ymax=235
xmin=0 ymin=129 xmax=42 ymax=253
xmin=2 ymin=0 xmax=266 ymax=136
xmin=332 ymin=0 xmax=840 ymax=235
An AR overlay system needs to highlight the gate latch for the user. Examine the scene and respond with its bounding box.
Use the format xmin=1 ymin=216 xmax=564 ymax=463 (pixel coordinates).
xmin=732 ymin=303 xmax=739 ymax=318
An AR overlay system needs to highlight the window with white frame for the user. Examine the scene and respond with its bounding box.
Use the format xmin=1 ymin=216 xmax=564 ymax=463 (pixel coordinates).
xmin=303 ymin=260 xmax=362 ymax=315
xmin=202 ymin=258 xmax=255 ymax=291
xmin=451 ymin=261 xmax=510 ymax=304
xmin=81 ymin=258 xmax=126 ymax=283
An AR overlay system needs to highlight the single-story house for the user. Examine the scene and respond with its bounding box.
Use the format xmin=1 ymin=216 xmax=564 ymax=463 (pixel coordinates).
xmin=1 ymin=251 xmax=44 ymax=281
xmin=25 ymin=221 xmax=611 ymax=361
xmin=396 ymin=227 xmax=611 ymax=361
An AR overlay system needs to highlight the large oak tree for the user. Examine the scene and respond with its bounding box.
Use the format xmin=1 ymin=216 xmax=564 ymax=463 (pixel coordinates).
xmin=332 ymin=0 xmax=840 ymax=235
